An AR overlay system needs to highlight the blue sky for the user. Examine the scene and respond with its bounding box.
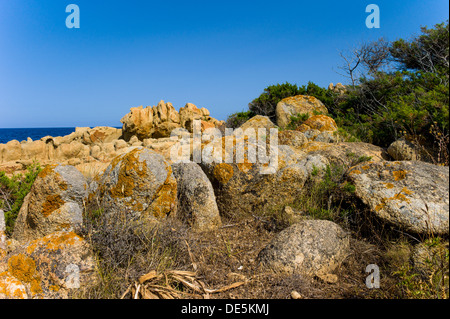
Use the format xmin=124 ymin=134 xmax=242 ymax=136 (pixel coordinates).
xmin=0 ymin=0 xmax=448 ymax=128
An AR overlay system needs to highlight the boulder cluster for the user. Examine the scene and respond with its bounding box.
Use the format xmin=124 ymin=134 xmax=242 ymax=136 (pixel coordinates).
xmin=0 ymin=96 xmax=448 ymax=299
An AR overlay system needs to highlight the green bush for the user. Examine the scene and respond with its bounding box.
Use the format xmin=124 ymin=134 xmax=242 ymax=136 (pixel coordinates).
xmin=248 ymin=82 xmax=336 ymax=124
xmin=0 ymin=162 xmax=42 ymax=234
xmin=225 ymin=110 xmax=255 ymax=128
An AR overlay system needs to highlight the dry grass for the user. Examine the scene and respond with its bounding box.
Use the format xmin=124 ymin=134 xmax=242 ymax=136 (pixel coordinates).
xmin=73 ymin=189 xmax=448 ymax=300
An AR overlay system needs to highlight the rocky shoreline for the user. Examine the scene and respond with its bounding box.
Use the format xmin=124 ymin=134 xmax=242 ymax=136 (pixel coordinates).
xmin=1 ymin=96 xmax=448 ymax=299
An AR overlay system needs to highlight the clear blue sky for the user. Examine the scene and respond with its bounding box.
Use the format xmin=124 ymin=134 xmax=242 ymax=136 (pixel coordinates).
xmin=0 ymin=0 xmax=448 ymax=128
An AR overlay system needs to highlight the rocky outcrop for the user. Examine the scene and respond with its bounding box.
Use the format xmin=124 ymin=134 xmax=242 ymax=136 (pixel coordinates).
xmin=300 ymin=141 xmax=389 ymax=168
xmin=328 ymin=83 xmax=346 ymax=95
xmin=87 ymin=148 xmax=177 ymax=221
xmin=297 ymin=115 xmax=338 ymax=133
xmin=199 ymin=136 xmax=329 ymax=219
xmin=13 ymin=165 xmax=87 ymax=243
xmin=276 ymin=95 xmax=328 ymax=128
xmin=239 ymin=115 xmax=277 ymax=132
xmin=121 ymin=101 xmax=223 ymax=141
xmin=0 ymin=231 xmax=96 ymax=299
xmin=172 ymin=162 xmax=222 ymax=231
xmin=278 ymin=130 xmax=308 ymax=148
xmin=348 ymin=161 xmax=449 ymax=235
xmin=258 ymin=220 xmax=350 ymax=276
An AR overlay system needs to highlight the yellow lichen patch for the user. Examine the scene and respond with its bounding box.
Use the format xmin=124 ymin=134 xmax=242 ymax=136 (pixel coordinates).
xmin=349 ymin=169 xmax=362 ymax=175
xmin=42 ymin=194 xmax=65 ymax=217
xmin=296 ymin=124 xmax=311 ymax=133
xmin=393 ymin=170 xmax=408 ymax=181
xmin=0 ymin=273 xmax=28 ymax=299
xmin=237 ymin=162 xmax=253 ymax=173
xmin=400 ymin=187 xmax=413 ymax=195
xmin=49 ymin=284 xmax=60 ymax=292
xmin=302 ymin=115 xmax=338 ymax=132
xmin=150 ymin=165 xmax=177 ymax=219
xmin=375 ymin=187 xmax=412 ymax=212
xmin=38 ymin=164 xmax=57 ymax=179
xmin=26 ymin=231 xmax=82 ymax=254
xmin=110 ymin=149 xmax=148 ymax=198
xmin=213 ymin=163 xmax=234 ymax=184
xmin=384 ymin=183 xmax=395 ymax=189
xmin=361 ymin=165 xmax=370 ymax=170
xmin=7 ymin=254 xmax=42 ymax=295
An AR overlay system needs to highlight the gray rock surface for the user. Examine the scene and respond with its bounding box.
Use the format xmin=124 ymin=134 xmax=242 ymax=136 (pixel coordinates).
xmin=13 ymin=164 xmax=87 ymax=242
xmin=172 ymin=162 xmax=222 ymax=231
xmin=258 ymin=220 xmax=350 ymax=276
xmin=348 ymin=161 xmax=449 ymax=235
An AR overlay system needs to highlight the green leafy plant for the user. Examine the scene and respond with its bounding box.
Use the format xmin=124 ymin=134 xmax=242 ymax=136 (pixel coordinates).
xmin=0 ymin=162 xmax=42 ymax=234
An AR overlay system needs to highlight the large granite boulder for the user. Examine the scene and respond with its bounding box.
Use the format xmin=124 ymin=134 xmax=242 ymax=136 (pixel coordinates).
xmin=87 ymin=147 xmax=178 ymax=220
xmin=276 ymin=95 xmax=328 ymax=128
xmin=13 ymin=165 xmax=87 ymax=243
xmin=172 ymin=162 xmax=222 ymax=231
xmin=348 ymin=161 xmax=449 ymax=235
xmin=258 ymin=220 xmax=350 ymax=276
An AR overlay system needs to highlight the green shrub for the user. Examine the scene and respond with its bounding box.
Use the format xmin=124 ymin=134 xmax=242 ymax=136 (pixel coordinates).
xmin=0 ymin=162 xmax=42 ymax=234
xmin=248 ymin=81 xmax=336 ymax=124
xmin=225 ymin=110 xmax=255 ymax=128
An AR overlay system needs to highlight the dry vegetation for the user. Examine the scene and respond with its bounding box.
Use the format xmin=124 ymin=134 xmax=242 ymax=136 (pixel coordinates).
xmin=72 ymin=199 xmax=449 ymax=299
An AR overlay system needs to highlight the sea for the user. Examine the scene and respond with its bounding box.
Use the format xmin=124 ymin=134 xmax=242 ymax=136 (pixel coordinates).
xmin=0 ymin=127 xmax=119 ymax=144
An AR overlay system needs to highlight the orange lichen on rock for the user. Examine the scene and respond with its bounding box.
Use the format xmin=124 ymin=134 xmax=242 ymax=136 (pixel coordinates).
xmin=349 ymin=169 xmax=362 ymax=175
xmin=393 ymin=170 xmax=408 ymax=181
xmin=7 ymin=254 xmax=42 ymax=295
xmin=26 ymin=231 xmax=82 ymax=254
xmin=213 ymin=163 xmax=234 ymax=184
xmin=38 ymin=164 xmax=58 ymax=179
xmin=110 ymin=149 xmax=147 ymax=198
xmin=301 ymin=115 xmax=338 ymax=132
xmin=0 ymin=272 xmax=28 ymax=299
xmin=41 ymin=194 xmax=65 ymax=217
xmin=150 ymin=166 xmax=177 ymax=218
xmin=375 ymin=187 xmax=412 ymax=212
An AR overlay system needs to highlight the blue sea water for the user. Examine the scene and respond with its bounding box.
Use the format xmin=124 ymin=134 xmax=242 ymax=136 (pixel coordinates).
xmin=0 ymin=127 xmax=77 ymax=144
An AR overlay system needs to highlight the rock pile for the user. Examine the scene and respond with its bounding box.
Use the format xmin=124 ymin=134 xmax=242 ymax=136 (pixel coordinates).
xmin=0 ymin=95 xmax=448 ymax=299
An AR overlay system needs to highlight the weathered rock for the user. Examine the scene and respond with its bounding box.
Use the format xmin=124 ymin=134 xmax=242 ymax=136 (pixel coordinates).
xmin=239 ymin=115 xmax=277 ymax=132
xmin=258 ymin=220 xmax=350 ymax=276
xmin=0 ymin=272 xmax=28 ymax=299
xmin=348 ymin=161 xmax=449 ymax=235
xmin=179 ymin=103 xmax=204 ymax=132
xmin=2 ymin=140 xmax=22 ymax=162
xmin=121 ymin=101 xmax=221 ymax=140
xmin=13 ymin=165 xmax=87 ymax=243
xmin=172 ymin=162 xmax=222 ymax=231
xmin=199 ymin=136 xmax=325 ymax=219
xmin=121 ymin=105 xmax=154 ymax=141
xmin=276 ymin=95 xmax=328 ymax=128
xmin=82 ymin=126 xmax=122 ymax=145
xmin=88 ymin=147 xmax=177 ymax=220
xmin=278 ymin=130 xmax=308 ymax=148
xmin=387 ymin=138 xmax=426 ymax=161
xmin=313 ymin=131 xmax=337 ymax=143
xmin=328 ymin=83 xmax=346 ymax=95
xmin=1 ymin=231 xmax=96 ymax=299
xmin=297 ymin=115 xmax=338 ymax=133
xmin=300 ymin=141 xmax=389 ymax=169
